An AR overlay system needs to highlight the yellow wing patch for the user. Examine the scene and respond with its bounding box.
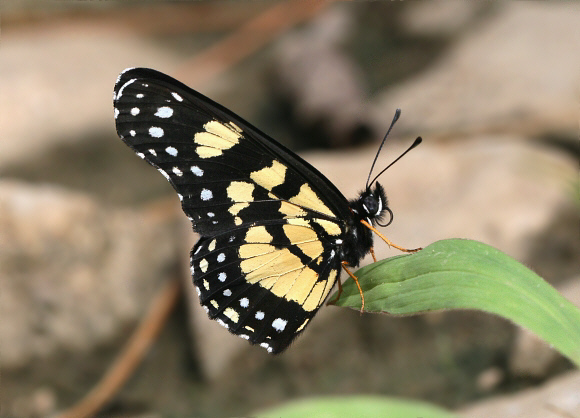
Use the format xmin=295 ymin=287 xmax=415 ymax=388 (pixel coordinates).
xmin=303 ymin=269 xmax=336 ymax=311
xmin=238 ymin=225 xmax=335 ymax=312
xmin=194 ymin=120 xmax=242 ymax=158
xmin=223 ymin=307 xmax=240 ymax=323
xmin=289 ymin=183 xmax=334 ymax=217
xmin=250 ymin=160 xmax=287 ymax=191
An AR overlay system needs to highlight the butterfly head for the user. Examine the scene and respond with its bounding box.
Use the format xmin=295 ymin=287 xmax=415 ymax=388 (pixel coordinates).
xmin=353 ymin=182 xmax=391 ymax=227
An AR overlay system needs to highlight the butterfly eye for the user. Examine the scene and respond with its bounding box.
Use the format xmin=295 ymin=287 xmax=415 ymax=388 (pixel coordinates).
xmin=363 ymin=195 xmax=379 ymax=215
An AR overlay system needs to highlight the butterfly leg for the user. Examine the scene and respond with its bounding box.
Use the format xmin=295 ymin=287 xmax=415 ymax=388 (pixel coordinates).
xmin=326 ymin=274 xmax=344 ymax=306
xmin=341 ymin=262 xmax=365 ymax=313
xmin=360 ymin=219 xmax=422 ymax=253
xmin=369 ymin=247 xmax=377 ymax=262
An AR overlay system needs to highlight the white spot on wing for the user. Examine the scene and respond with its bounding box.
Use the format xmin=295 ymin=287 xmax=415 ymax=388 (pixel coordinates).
xmin=158 ymin=169 xmax=170 ymax=180
xmin=239 ymin=297 xmax=249 ymax=308
xmin=149 ymin=149 xmax=157 ymax=156
xmin=178 ymin=193 xmax=183 ymax=201
xmin=200 ymin=189 xmax=213 ymax=201
xmin=272 ymin=318 xmax=287 ymax=332
xmin=165 ymin=146 xmax=178 ymax=156
xmin=136 ymin=152 xmax=145 ymax=159
xmin=255 ymin=311 xmax=265 ymax=320
xmin=218 ymin=272 xmax=227 ymax=282
xmin=130 ymin=107 xmax=140 ymax=116
xmin=223 ymin=289 xmax=232 ymax=297
xmin=129 ymin=130 xmax=136 ymax=137
xmin=191 ymin=166 xmax=203 ymax=176
xmin=216 ymin=319 xmax=229 ymax=329
xmin=149 ymin=127 xmax=164 ymax=138
xmin=172 ymin=92 xmax=183 ymax=101
xmin=155 ymin=106 xmax=173 ymax=118
xmin=136 ymin=93 xmax=144 ymax=98
xmin=240 ymin=334 xmax=250 ymax=340
xmin=116 ymin=78 xmax=136 ymax=99
xmin=172 ymin=167 xmax=183 ymax=176
xmin=217 ymin=253 xmax=225 ymax=263
xmin=114 ymin=108 xmax=119 ymax=119
xmin=207 ymin=212 xmax=215 ymax=217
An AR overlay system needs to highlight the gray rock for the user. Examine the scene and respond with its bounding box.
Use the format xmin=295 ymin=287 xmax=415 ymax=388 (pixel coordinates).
xmin=0 ymin=181 xmax=178 ymax=368
xmin=459 ymin=370 xmax=580 ymax=418
xmin=272 ymin=5 xmax=373 ymax=147
xmin=0 ymin=27 xmax=182 ymax=168
xmin=372 ymin=2 xmax=580 ymax=140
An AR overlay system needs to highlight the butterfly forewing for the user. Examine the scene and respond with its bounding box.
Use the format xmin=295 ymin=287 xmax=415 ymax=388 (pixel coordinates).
xmin=114 ymin=68 xmax=349 ymax=353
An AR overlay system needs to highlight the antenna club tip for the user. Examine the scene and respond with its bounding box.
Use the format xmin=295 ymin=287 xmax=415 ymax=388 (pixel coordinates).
xmin=414 ymin=136 xmax=423 ymax=145
xmin=394 ymin=108 xmax=402 ymax=119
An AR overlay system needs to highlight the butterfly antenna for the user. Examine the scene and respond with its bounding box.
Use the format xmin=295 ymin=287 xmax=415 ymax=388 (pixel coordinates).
xmin=366 ymin=108 xmax=401 ymax=190
xmin=368 ymin=136 xmax=422 ymax=188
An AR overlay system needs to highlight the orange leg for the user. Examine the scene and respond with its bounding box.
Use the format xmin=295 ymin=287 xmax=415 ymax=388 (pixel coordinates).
xmin=360 ymin=219 xmax=422 ymax=253
xmin=369 ymin=246 xmax=377 ymax=262
xmin=342 ymin=262 xmax=365 ymax=313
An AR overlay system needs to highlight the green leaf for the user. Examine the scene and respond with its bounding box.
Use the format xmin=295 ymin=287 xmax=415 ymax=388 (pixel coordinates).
xmin=255 ymin=395 xmax=458 ymax=418
xmin=332 ymin=239 xmax=580 ymax=366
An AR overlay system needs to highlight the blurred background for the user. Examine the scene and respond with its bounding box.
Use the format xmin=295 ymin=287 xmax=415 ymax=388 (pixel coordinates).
xmin=1 ymin=1 xmax=578 ymax=417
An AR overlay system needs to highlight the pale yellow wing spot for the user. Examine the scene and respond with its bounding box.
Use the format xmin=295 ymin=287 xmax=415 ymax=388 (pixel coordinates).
xmin=270 ymin=268 xmax=303 ymax=299
xmin=289 ymin=183 xmax=334 ymax=217
xmin=208 ymin=239 xmax=217 ymax=252
xmin=194 ymin=132 xmax=237 ymax=150
xmin=286 ymin=267 xmax=319 ymax=305
xmin=223 ymin=307 xmax=240 ymax=323
xmin=302 ymin=281 xmax=327 ymax=312
xmin=297 ymin=240 xmax=324 ymax=260
xmin=227 ymin=181 xmax=254 ymax=203
xmin=204 ymin=120 xmax=241 ymax=144
xmin=296 ymin=318 xmax=310 ymax=332
xmin=245 ymin=226 xmax=274 ymax=244
xmin=196 ymin=146 xmax=222 ymax=159
xmin=228 ymin=202 xmax=249 ymax=216
xmin=279 ymin=201 xmax=307 ymax=218
xmin=239 ymin=243 xmax=276 ymax=260
xmin=250 ymin=160 xmax=287 ymax=192
xmin=314 ymin=218 xmax=342 ymax=236
xmin=282 ymin=224 xmax=318 ymax=244
xmin=302 ymin=269 xmax=337 ymax=312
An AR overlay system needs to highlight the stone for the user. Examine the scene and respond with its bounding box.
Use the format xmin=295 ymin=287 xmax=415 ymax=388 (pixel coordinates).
xmin=0 ymin=181 xmax=178 ymax=368
xmin=459 ymin=370 xmax=580 ymax=418
xmin=372 ymin=2 xmax=580 ymax=140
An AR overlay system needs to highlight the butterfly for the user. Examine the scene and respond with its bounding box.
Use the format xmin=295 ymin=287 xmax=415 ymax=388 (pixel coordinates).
xmin=113 ymin=68 xmax=420 ymax=354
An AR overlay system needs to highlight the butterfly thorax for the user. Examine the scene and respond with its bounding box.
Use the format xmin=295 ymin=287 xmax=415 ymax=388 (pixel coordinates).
xmin=341 ymin=182 xmax=388 ymax=267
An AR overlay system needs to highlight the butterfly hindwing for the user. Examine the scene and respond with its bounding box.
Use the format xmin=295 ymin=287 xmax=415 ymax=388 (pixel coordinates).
xmin=114 ymin=68 xmax=350 ymax=353
xmin=191 ymin=222 xmax=340 ymax=353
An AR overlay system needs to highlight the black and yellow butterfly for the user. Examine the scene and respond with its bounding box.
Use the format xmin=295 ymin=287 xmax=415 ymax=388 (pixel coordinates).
xmin=113 ymin=68 xmax=420 ymax=354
